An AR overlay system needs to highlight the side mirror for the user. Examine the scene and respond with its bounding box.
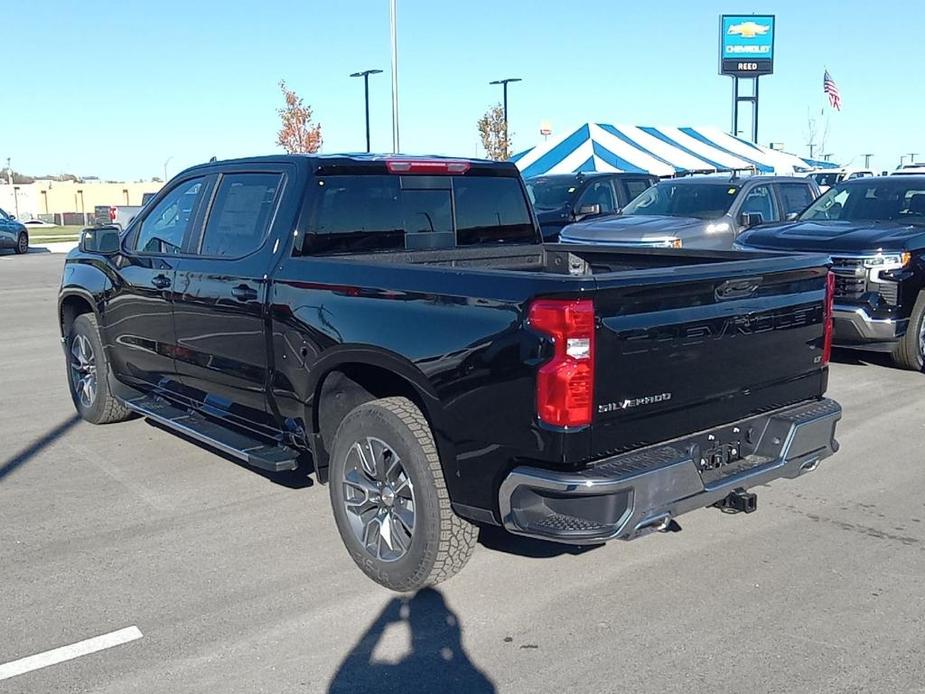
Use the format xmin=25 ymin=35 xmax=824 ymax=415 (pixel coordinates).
xmin=785 ymin=212 xmax=799 ymax=221
xmin=79 ymin=225 xmax=121 ymax=255
xmin=8 ymin=214 xmax=15 ymax=220
xmin=739 ymin=212 xmax=764 ymax=228
xmin=575 ymin=203 xmax=601 ymax=218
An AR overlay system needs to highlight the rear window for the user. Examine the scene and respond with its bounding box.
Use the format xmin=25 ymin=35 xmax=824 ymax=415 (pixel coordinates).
xmin=302 ymin=174 xmax=536 ymax=254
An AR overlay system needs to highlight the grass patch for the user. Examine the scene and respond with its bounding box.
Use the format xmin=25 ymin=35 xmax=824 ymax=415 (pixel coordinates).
xmin=26 ymin=225 xmax=83 ymax=243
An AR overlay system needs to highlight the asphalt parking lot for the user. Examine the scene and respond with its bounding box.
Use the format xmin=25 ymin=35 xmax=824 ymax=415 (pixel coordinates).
xmin=2 ymin=252 xmax=924 ymax=693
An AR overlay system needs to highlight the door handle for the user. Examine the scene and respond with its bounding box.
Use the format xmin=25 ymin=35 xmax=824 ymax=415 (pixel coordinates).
xmin=231 ymin=284 xmax=258 ymax=302
xmin=151 ymin=274 xmax=171 ymax=289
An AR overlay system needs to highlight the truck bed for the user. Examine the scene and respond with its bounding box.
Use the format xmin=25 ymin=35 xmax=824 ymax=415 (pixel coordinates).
xmin=335 ymin=242 xmax=788 ymax=275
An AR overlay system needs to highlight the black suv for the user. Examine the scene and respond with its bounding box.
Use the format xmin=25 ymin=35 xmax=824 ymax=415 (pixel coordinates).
xmin=525 ymin=172 xmax=657 ymax=241
xmin=739 ymin=175 xmax=925 ymax=370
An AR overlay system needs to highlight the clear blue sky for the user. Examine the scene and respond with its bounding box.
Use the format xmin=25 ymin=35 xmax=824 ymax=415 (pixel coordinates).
xmin=4 ymin=0 xmax=922 ymax=180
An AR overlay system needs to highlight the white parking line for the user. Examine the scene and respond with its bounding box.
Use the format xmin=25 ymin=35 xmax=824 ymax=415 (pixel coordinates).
xmin=0 ymin=626 xmax=143 ymax=681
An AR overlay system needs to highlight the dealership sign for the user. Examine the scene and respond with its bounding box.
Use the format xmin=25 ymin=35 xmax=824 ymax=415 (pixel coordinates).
xmin=719 ymin=15 xmax=775 ymax=77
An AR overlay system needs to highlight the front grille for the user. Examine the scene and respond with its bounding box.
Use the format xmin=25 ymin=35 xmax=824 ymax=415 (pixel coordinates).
xmin=830 ymin=257 xmax=866 ymax=300
xmin=831 ymin=256 xmax=900 ymax=305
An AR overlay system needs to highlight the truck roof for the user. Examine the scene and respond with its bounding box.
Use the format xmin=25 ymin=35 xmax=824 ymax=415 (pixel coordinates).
xmin=180 ymin=153 xmax=517 ymax=177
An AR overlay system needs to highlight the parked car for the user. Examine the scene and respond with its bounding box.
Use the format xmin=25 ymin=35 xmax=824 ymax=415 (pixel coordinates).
xmin=59 ymin=154 xmax=842 ymax=591
xmin=808 ymin=168 xmax=875 ymax=192
xmin=22 ymin=218 xmax=58 ymax=228
xmin=560 ymin=174 xmax=820 ymax=249
xmin=525 ymin=172 xmax=657 ymax=241
xmin=738 ymin=175 xmax=925 ymax=370
xmin=93 ymin=192 xmax=157 ymax=229
xmin=893 ymin=164 xmax=925 ymax=176
xmin=0 ymin=207 xmax=28 ymax=254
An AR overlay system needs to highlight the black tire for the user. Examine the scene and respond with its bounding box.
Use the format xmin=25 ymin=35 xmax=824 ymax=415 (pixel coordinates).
xmin=66 ymin=313 xmax=133 ymax=424
xmin=14 ymin=231 xmax=28 ymax=254
xmin=328 ymin=396 xmax=478 ymax=592
xmin=891 ymin=292 xmax=925 ymax=371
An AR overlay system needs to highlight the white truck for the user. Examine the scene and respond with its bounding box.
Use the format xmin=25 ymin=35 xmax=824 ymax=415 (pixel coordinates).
xmin=93 ymin=192 xmax=157 ymax=229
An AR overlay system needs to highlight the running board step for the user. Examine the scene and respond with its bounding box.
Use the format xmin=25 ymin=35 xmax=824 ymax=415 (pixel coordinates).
xmin=123 ymin=394 xmax=299 ymax=472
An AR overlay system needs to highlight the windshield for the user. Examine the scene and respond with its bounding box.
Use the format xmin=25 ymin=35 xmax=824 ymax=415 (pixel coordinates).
xmin=525 ymin=178 xmax=580 ymax=209
xmin=800 ymin=180 xmax=925 ymax=225
xmin=621 ymin=181 xmax=740 ymax=219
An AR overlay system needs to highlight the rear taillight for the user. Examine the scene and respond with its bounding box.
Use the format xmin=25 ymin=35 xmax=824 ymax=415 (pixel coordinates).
xmin=822 ymin=271 xmax=835 ymax=365
xmin=386 ymin=159 xmax=471 ymax=175
xmin=528 ymin=299 xmax=595 ymax=428
xmin=108 ymin=206 xmax=117 ymax=222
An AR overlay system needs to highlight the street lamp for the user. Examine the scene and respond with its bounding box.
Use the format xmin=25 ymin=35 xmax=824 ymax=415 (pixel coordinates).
xmin=861 ymin=153 xmax=874 ymax=168
xmin=163 ymin=156 xmax=173 ymax=182
xmin=489 ymin=77 xmax=522 ymax=155
xmin=350 ymin=69 xmax=383 ymax=153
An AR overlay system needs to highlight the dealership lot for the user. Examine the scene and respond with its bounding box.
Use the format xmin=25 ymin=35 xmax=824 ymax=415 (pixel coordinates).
xmin=1 ymin=253 xmax=924 ymax=693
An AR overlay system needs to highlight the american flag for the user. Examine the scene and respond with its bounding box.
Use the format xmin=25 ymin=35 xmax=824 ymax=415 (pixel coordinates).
xmin=824 ymin=70 xmax=841 ymax=111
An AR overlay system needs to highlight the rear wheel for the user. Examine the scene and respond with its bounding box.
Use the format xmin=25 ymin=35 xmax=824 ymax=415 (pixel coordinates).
xmin=14 ymin=232 xmax=28 ymax=254
xmin=66 ymin=313 xmax=133 ymax=424
xmin=328 ymin=396 xmax=478 ymax=592
xmin=891 ymin=292 xmax=925 ymax=371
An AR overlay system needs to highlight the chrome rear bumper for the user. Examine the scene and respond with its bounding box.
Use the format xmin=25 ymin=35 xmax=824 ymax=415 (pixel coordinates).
xmin=498 ymin=398 xmax=841 ymax=544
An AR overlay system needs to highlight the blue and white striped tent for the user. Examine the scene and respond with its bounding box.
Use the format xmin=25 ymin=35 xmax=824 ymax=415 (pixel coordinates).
xmin=511 ymin=123 xmax=823 ymax=178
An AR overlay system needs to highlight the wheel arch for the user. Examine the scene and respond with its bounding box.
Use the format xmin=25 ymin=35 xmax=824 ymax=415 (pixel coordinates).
xmin=58 ymin=289 xmax=99 ymax=338
xmin=307 ymin=348 xmax=451 ymax=484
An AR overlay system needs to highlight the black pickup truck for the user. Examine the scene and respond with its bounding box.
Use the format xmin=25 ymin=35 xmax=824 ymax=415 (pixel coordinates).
xmin=59 ymin=154 xmax=842 ymax=591
xmin=739 ymin=175 xmax=925 ymax=370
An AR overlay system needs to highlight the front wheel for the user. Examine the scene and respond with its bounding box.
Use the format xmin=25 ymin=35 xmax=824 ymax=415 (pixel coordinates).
xmin=66 ymin=313 xmax=133 ymax=424
xmin=328 ymin=397 xmax=478 ymax=592
xmin=891 ymin=292 xmax=925 ymax=371
xmin=14 ymin=232 xmax=28 ymax=254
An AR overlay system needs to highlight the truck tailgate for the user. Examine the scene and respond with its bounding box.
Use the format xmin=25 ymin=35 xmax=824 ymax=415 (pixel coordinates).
xmin=590 ymin=261 xmax=829 ymax=459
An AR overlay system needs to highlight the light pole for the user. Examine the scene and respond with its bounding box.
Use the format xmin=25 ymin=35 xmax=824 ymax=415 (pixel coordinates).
xmin=389 ymin=0 xmax=400 ymax=153
xmin=909 ymin=152 xmax=919 ymax=165
xmin=489 ymin=77 xmax=522 ymax=156
xmin=350 ymin=69 xmax=383 ymax=152
xmin=861 ymin=153 xmax=874 ymax=168
xmin=163 ymin=156 xmax=173 ymax=182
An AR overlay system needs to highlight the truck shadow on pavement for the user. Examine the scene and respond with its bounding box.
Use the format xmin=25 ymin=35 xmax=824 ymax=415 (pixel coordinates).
xmin=829 ymin=348 xmax=899 ymax=370
xmin=328 ymin=587 xmax=495 ymax=694
xmin=0 ymin=414 xmax=81 ymax=482
xmin=477 ymin=524 xmax=603 ymax=558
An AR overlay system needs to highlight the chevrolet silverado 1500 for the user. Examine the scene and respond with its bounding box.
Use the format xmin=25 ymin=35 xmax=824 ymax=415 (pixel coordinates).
xmin=59 ymin=154 xmax=841 ymax=590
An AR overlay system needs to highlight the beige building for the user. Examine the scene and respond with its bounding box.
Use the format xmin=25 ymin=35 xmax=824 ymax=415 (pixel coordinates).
xmin=0 ymin=180 xmax=164 ymax=222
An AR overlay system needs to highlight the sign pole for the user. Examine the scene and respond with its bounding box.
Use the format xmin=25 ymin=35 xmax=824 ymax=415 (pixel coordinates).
xmin=752 ymin=77 xmax=759 ymax=143
xmin=731 ymin=77 xmax=739 ymax=136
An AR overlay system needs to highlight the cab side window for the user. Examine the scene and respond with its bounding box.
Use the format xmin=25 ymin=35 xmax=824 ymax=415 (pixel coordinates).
xmin=135 ymin=178 xmax=206 ymax=254
xmin=623 ymin=178 xmax=652 ymax=202
xmin=739 ymin=185 xmax=778 ymax=223
xmin=576 ymin=180 xmax=616 ymax=215
xmin=199 ymin=173 xmax=283 ymax=257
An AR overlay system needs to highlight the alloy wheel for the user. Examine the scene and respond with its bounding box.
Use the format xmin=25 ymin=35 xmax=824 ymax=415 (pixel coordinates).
xmin=919 ymin=315 xmax=925 ymax=361
xmin=17 ymin=234 xmax=27 ymax=254
xmin=341 ymin=436 xmax=415 ymax=562
xmin=69 ymin=334 xmax=97 ymax=408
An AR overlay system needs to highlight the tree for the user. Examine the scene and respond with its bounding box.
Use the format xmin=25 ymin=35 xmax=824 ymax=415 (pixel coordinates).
xmin=276 ymin=80 xmax=323 ymax=154
xmin=478 ymin=104 xmax=512 ymax=161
